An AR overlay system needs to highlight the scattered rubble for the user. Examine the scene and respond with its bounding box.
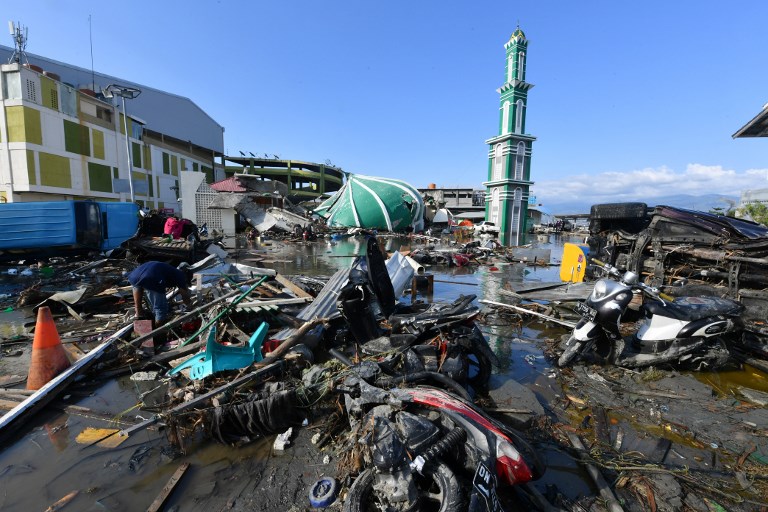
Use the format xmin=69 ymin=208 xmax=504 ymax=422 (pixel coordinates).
xmin=0 ymin=224 xmax=766 ymax=511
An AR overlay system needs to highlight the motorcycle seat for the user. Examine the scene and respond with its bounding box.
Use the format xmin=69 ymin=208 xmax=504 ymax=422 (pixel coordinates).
xmin=644 ymin=296 xmax=744 ymax=321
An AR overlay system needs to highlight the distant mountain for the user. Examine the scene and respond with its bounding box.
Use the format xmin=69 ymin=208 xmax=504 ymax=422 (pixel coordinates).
xmin=547 ymin=194 xmax=738 ymax=216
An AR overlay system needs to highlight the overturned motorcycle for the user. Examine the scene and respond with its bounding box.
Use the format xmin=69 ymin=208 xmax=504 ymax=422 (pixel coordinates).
xmin=338 ymin=376 xmax=545 ymax=512
xmin=558 ymin=259 xmax=744 ymax=369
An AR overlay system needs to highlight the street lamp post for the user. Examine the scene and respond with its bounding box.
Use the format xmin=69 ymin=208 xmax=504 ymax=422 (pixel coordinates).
xmin=103 ymin=84 xmax=141 ymax=203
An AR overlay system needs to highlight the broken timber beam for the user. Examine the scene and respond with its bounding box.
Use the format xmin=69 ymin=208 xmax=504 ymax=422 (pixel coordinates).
xmin=274 ymin=274 xmax=314 ymax=298
xmin=480 ymin=299 xmax=577 ymax=328
xmin=567 ymin=432 xmax=624 ymax=512
xmin=258 ymin=317 xmax=329 ymax=366
xmin=146 ymin=462 xmax=190 ymax=512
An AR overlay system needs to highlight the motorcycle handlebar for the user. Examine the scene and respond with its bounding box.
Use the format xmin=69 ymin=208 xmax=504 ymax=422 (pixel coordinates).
xmin=590 ymin=258 xmax=622 ymax=278
xmin=591 ymin=258 xmax=675 ymax=303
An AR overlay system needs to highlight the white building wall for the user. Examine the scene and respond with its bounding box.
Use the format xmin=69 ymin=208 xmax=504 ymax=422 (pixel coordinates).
xmin=741 ymin=188 xmax=768 ymax=204
xmin=9 ymin=150 xmax=30 ymax=187
xmin=40 ymin=109 xmax=65 ymax=152
xmin=104 ymin=130 xmax=120 ymax=168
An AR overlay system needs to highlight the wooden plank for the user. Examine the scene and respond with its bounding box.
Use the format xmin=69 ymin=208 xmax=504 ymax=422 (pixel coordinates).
xmin=44 ymin=490 xmax=79 ymax=512
xmin=0 ymin=388 xmax=34 ymax=397
xmin=0 ymin=375 xmax=26 ymax=387
xmin=236 ymin=297 xmax=312 ymax=309
xmin=592 ymin=406 xmax=611 ymax=446
xmin=146 ymin=462 xmax=190 ymax=512
xmin=53 ymin=403 xmax=137 ymax=426
xmin=0 ymin=392 xmax=30 ymax=402
xmin=0 ymin=399 xmax=21 ymax=410
xmin=274 ymin=274 xmax=313 ymax=299
xmin=260 ymin=282 xmax=283 ymax=295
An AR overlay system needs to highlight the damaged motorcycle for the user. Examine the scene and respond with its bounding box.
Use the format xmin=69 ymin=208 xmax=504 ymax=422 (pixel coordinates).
xmin=336 ymin=237 xmax=497 ymax=393
xmin=339 ymin=377 xmax=544 ymax=512
xmin=558 ymin=259 xmax=744 ymax=369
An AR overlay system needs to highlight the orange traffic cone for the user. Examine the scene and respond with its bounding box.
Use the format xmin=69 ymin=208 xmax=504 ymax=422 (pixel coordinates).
xmin=26 ymin=307 xmax=71 ymax=390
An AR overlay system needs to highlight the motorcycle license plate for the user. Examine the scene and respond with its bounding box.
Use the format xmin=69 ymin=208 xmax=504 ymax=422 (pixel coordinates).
xmin=472 ymin=462 xmax=503 ymax=512
xmin=575 ymin=302 xmax=597 ymax=321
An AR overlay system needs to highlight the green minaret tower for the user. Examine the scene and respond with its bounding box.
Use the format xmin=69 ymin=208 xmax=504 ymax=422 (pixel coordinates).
xmin=483 ymin=26 xmax=536 ymax=246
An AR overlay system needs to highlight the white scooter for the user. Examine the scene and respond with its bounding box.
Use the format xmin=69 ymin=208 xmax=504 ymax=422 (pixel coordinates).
xmin=558 ymin=259 xmax=744 ymax=369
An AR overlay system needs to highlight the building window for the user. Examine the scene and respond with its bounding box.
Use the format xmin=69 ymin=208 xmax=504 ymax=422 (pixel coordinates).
xmin=507 ymin=56 xmax=513 ymax=82
xmin=493 ymin=144 xmax=503 ymax=181
xmin=97 ymin=106 xmax=112 ymax=123
xmin=502 ymin=101 xmax=510 ymax=135
xmin=491 ymin=188 xmax=500 ymax=225
xmin=25 ymin=79 xmax=37 ymax=103
xmin=49 ymin=89 xmax=59 ymax=110
xmin=131 ymin=122 xmax=142 ymax=141
xmin=511 ymin=187 xmax=522 ymax=237
xmin=4 ymin=71 xmax=22 ymax=99
xmin=515 ymin=142 xmax=525 ymax=180
xmin=515 ymin=100 xmax=523 ymax=133
xmin=517 ymin=52 xmax=525 ymax=80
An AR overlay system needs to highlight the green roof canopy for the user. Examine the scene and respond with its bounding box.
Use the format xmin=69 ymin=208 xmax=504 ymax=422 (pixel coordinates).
xmin=314 ymin=174 xmax=424 ymax=232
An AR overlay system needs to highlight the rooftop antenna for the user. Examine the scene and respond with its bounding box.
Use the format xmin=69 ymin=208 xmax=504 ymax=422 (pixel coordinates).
xmin=8 ymin=21 xmax=29 ymax=65
xmin=89 ymin=15 xmax=95 ymax=92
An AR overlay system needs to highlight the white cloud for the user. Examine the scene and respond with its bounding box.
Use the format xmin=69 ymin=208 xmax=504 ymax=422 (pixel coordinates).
xmin=535 ymin=164 xmax=768 ymax=206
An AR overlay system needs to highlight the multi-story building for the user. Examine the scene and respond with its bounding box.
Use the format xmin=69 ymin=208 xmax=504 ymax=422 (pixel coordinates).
xmin=0 ymin=45 xmax=224 ymax=213
xmin=418 ymin=185 xmax=486 ymax=219
xmin=483 ymin=27 xmax=535 ymax=246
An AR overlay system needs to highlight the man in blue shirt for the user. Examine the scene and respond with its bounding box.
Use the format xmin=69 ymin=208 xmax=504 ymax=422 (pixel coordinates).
xmin=128 ymin=261 xmax=193 ymax=325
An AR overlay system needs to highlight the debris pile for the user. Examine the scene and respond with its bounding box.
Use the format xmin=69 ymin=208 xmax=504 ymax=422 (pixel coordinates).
xmin=0 ymin=224 xmax=766 ymax=512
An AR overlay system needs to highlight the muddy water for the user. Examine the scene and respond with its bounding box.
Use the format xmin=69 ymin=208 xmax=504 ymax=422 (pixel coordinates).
xmin=1 ymin=233 xmax=765 ymax=510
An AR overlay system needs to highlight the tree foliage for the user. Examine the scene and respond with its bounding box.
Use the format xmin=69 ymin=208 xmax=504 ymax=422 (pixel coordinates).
xmin=741 ymin=202 xmax=768 ymax=226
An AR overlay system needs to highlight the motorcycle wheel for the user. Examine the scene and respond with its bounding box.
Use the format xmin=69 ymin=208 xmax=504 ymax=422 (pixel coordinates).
xmin=343 ymin=463 xmax=464 ymax=512
xmin=466 ymin=349 xmax=492 ymax=389
xmin=557 ymin=336 xmax=583 ymax=367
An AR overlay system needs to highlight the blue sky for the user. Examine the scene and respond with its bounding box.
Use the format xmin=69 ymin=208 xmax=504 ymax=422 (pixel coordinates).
xmin=9 ymin=1 xmax=768 ymax=211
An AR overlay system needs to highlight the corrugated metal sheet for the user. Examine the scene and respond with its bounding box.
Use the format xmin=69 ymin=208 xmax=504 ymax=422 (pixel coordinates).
xmin=273 ymin=251 xmax=414 ymax=340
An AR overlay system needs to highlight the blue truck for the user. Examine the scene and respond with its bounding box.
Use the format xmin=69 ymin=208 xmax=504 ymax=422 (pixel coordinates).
xmin=0 ymin=201 xmax=139 ymax=258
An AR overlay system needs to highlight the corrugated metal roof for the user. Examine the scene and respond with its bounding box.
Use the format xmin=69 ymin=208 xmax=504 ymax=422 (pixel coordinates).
xmin=209 ymin=177 xmax=247 ymax=192
xmin=314 ymin=174 xmax=425 ymax=232
xmin=733 ymin=103 xmax=768 ymax=138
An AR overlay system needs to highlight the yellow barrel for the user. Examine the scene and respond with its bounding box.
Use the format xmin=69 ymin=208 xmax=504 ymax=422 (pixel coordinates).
xmin=560 ymin=242 xmax=589 ymax=282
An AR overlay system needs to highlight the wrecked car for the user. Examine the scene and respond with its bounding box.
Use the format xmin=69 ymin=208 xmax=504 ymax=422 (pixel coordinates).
xmin=586 ymin=202 xmax=768 ymax=358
